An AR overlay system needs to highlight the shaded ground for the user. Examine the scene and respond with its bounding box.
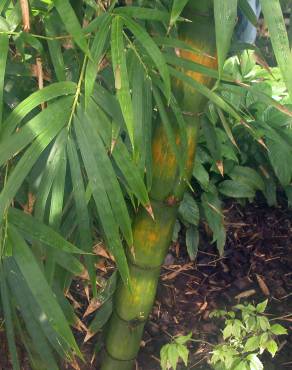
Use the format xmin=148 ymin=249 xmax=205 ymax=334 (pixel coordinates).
xmin=0 ymin=199 xmax=291 ymax=369
xmin=138 ymin=200 xmax=292 ymax=370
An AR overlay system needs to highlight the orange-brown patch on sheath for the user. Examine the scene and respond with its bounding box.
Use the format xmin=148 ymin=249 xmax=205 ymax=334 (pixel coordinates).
xmin=180 ymin=39 xmax=218 ymax=85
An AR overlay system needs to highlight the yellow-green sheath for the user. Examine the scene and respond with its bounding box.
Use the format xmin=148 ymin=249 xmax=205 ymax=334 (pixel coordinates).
xmin=101 ymin=2 xmax=217 ymax=369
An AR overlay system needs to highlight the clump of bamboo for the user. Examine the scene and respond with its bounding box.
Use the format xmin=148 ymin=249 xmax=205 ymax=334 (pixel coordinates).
xmin=101 ymin=2 xmax=217 ymax=369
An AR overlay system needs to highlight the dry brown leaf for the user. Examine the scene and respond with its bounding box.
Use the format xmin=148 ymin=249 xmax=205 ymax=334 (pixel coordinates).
xmin=256 ymin=274 xmax=270 ymax=296
xmin=83 ymin=298 xmax=101 ymax=318
xmin=235 ymin=289 xmax=256 ymax=300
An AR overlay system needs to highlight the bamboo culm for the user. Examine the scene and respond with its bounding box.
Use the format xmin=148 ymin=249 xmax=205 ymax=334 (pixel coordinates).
xmin=101 ymin=2 xmax=217 ymax=369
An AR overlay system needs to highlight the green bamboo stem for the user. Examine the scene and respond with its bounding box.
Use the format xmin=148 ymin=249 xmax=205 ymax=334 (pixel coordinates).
xmin=101 ymin=3 xmax=216 ymax=369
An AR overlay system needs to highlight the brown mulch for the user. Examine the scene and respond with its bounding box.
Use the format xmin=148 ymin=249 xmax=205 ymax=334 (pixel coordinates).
xmin=0 ymin=200 xmax=291 ymax=370
xmin=138 ymin=200 xmax=292 ymax=370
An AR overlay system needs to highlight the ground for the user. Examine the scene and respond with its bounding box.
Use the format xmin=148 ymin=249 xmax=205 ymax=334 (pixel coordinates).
xmin=0 ymin=199 xmax=291 ymax=370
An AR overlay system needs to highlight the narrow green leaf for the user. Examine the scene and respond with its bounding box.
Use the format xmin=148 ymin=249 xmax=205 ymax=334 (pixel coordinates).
xmin=113 ymin=6 xmax=171 ymax=22
xmin=0 ymin=97 xmax=72 ymax=222
xmin=67 ymin=136 xmax=96 ymax=296
xmin=0 ymin=263 xmax=20 ymax=370
xmin=54 ymin=0 xmax=89 ymax=55
xmin=169 ymin=67 xmax=242 ymax=121
xmin=0 ymin=33 xmax=8 ymax=126
xmin=123 ymin=15 xmax=171 ymax=100
xmin=214 ymin=0 xmax=238 ymax=77
xmin=85 ymin=14 xmax=111 ymax=107
xmin=1 ymin=82 xmax=76 ymax=139
xmin=260 ymin=0 xmax=292 ymax=98
xmin=81 ymin=111 xmax=133 ymax=245
xmin=0 ymin=97 xmax=72 ymax=167
xmin=9 ymin=227 xmax=82 ymax=358
xmin=111 ymin=16 xmax=135 ymax=147
xmin=44 ymin=13 xmax=66 ymax=81
xmin=238 ymin=0 xmax=258 ymax=27
xmin=8 ymin=207 xmax=84 ymax=254
xmin=4 ymin=258 xmax=59 ymax=370
xmin=74 ymin=117 xmax=130 ymax=287
xmin=170 ymin=0 xmax=189 ymax=26
xmin=87 ymin=99 xmax=149 ymax=205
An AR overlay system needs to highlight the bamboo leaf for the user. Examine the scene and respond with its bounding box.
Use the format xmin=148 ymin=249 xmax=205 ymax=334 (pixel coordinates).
xmin=111 ymin=16 xmax=135 ymax=148
xmin=0 ymin=97 xmax=72 ymax=167
xmin=170 ymin=0 xmax=189 ymax=26
xmin=214 ymin=0 xmax=238 ymax=77
xmin=0 ymin=33 xmax=8 ymax=126
xmin=67 ymin=136 xmax=97 ymax=296
xmin=169 ymin=67 xmax=242 ymax=121
xmin=0 ymin=263 xmax=20 ymax=370
xmin=87 ymin=99 xmax=150 ymax=206
xmin=44 ymin=13 xmax=66 ymax=82
xmin=113 ymin=6 xmax=171 ymax=22
xmin=54 ymin=0 xmax=89 ymax=55
xmin=260 ymin=0 xmax=292 ymax=98
xmin=4 ymin=258 xmax=59 ymax=370
xmin=80 ymin=110 xmax=133 ymax=245
xmin=123 ymin=16 xmax=171 ymax=100
xmin=85 ymin=13 xmax=111 ymax=108
xmin=74 ymin=117 xmax=130 ymax=287
xmin=238 ymin=0 xmax=258 ymax=27
xmin=0 ymin=97 xmax=72 ymax=222
xmin=9 ymin=226 xmax=82 ymax=358
xmin=8 ymin=207 xmax=84 ymax=254
xmin=1 ymin=82 xmax=76 ymax=139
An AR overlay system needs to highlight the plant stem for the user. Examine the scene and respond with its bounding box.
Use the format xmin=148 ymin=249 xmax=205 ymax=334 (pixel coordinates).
xmin=101 ymin=2 xmax=217 ymax=369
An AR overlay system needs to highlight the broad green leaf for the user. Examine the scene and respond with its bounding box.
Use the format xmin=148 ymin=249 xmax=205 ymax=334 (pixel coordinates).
xmin=266 ymin=340 xmax=278 ymax=357
xmin=229 ymin=166 xmax=265 ymax=192
xmin=247 ymin=354 xmax=263 ymax=370
xmin=74 ymin=117 xmax=130 ymax=287
xmin=44 ymin=13 xmax=66 ymax=82
xmin=219 ymin=180 xmax=256 ymax=198
xmin=8 ymin=208 xmax=84 ymax=254
xmin=214 ymin=0 xmax=238 ymax=77
xmin=0 ymin=33 xmax=8 ymax=126
xmin=256 ymin=299 xmax=268 ymax=313
xmin=244 ymin=336 xmax=260 ymax=353
xmin=67 ymin=136 xmax=96 ymax=296
xmin=266 ymin=138 xmax=292 ymax=186
xmin=85 ymin=13 xmax=111 ymax=107
xmin=179 ymin=192 xmax=199 ymax=226
xmin=186 ymin=226 xmax=199 ymax=261
xmin=168 ymin=344 xmax=180 ymax=370
xmin=123 ymin=16 xmax=171 ymax=100
xmin=0 ymin=263 xmax=20 ymax=370
xmin=201 ymin=192 xmax=226 ymax=255
xmin=192 ymin=160 xmax=209 ymax=190
xmin=0 ymin=97 xmax=72 ymax=222
xmin=270 ymin=324 xmax=288 ymax=335
xmin=54 ymin=0 xmax=89 ymax=55
xmin=9 ymin=226 xmax=82 ymax=358
xmin=260 ymin=0 xmax=292 ymax=98
xmin=1 ymin=82 xmax=76 ymax=139
xmin=170 ymin=0 xmax=189 ymax=26
xmin=111 ymin=16 xmax=135 ymax=147
xmin=176 ymin=344 xmax=189 ymax=367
